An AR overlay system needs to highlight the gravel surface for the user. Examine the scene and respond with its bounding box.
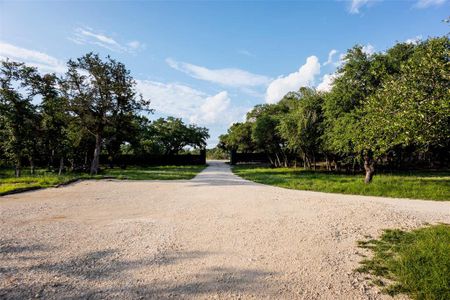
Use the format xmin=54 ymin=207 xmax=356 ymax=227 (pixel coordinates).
xmin=1 ymin=161 xmax=449 ymax=299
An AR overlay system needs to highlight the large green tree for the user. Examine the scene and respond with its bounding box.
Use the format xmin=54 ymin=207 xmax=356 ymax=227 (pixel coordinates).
xmin=61 ymin=53 xmax=150 ymax=174
xmin=38 ymin=73 xmax=71 ymax=174
xmin=0 ymin=61 xmax=41 ymax=176
xmin=357 ymin=37 xmax=450 ymax=181
xmin=219 ymin=122 xmax=255 ymax=153
xmin=249 ymin=102 xmax=290 ymax=167
xmin=139 ymin=117 xmax=209 ymax=155
xmin=278 ymin=88 xmax=324 ymax=169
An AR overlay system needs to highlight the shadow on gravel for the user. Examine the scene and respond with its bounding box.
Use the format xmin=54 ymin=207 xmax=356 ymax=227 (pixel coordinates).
xmin=0 ymin=239 xmax=276 ymax=299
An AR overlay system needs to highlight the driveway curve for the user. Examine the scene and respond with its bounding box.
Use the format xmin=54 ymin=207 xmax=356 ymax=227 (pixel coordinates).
xmin=1 ymin=161 xmax=449 ymax=299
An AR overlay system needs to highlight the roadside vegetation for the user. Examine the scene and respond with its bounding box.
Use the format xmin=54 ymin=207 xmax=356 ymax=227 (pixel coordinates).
xmin=233 ymin=165 xmax=450 ymax=200
xmin=0 ymin=54 xmax=209 ymax=178
xmin=206 ymin=147 xmax=229 ymax=160
xmin=356 ymin=224 xmax=450 ymax=299
xmin=0 ymin=165 xmax=206 ymax=196
xmin=219 ymin=36 xmax=449 ymax=185
xmin=101 ymin=165 xmax=206 ymax=180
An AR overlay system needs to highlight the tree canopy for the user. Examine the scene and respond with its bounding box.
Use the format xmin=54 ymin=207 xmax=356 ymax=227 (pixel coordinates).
xmin=0 ymin=54 xmax=209 ymax=176
xmin=219 ymin=36 xmax=450 ymax=182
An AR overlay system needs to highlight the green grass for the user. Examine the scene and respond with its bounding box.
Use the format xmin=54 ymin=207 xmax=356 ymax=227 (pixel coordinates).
xmin=232 ymin=165 xmax=450 ymax=201
xmin=100 ymin=165 xmax=207 ymax=180
xmin=0 ymin=165 xmax=206 ymax=196
xmin=356 ymin=224 xmax=450 ymax=299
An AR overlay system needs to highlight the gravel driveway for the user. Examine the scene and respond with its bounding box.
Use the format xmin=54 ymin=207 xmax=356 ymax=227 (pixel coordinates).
xmin=1 ymin=161 xmax=449 ymax=299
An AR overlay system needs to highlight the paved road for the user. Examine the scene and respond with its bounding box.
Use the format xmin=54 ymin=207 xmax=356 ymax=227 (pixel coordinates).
xmin=1 ymin=161 xmax=449 ymax=299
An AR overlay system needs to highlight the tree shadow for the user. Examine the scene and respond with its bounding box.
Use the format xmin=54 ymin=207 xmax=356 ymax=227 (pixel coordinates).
xmin=1 ymin=239 xmax=277 ymax=299
xmin=30 ymin=249 xmax=212 ymax=280
xmin=77 ymin=267 xmax=275 ymax=299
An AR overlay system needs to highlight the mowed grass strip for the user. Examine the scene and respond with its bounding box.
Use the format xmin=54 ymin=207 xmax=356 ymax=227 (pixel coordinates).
xmin=0 ymin=165 xmax=207 ymax=195
xmin=232 ymin=165 xmax=450 ymax=201
xmin=356 ymin=224 xmax=450 ymax=299
xmin=102 ymin=165 xmax=207 ymax=180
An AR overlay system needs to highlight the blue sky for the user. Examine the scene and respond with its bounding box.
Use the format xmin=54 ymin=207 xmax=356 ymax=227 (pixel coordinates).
xmin=1 ymin=0 xmax=448 ymax=146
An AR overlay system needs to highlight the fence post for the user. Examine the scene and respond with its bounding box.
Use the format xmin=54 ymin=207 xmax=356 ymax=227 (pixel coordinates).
xmin=230 ymin=150 xmax=236 ymax=165
xmin=200 ymin=149 xmax=206 ymax=164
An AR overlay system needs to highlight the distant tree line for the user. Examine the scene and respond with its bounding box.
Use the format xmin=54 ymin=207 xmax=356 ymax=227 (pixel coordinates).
xmin=0 ymin=53 xmax=209 ymax=176
xmin=219 ymin=37 xmax=449 ymax=183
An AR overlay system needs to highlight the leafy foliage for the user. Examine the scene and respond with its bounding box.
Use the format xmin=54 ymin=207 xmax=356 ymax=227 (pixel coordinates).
xmin=221 ymin=36 xmax=450 ymax=182
xmin=137 ymin=117 xmax=209 ymax=155
xmin=0 ymin=54 xmax=208 ymax=177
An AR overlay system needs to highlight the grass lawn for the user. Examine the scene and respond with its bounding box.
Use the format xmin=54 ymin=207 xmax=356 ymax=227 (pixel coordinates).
xmin=232 ymin=165 xmax=450 ymax=201
xmin=100 ymin=165 xmax=207 ymax=180
xmin=356 ymin=224 xmax=450 ymax=299
xmin=0 ymin=165 xmax=207 ymax=196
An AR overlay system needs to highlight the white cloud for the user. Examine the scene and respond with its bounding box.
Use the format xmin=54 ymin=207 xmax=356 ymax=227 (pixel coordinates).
xmin=127 ymin=40 xmax=144 ymax=50
xmin=316 ymin=74 xmax=338 ymax=92
xmin=238 ymin=49 xmax=254 ymax=57
xmin=415 ymin=0 xmax=446 ymax=8
xmin=77 ymin=28 xmax=118 ymax=46
xmin=191 ymin=91 xmax=231 ymax=124
xmin=349 ymin=0 xmax=375 ymax=14
xmin=405 ymin=35 xmax=423 ymax=44
xmin=166 ymin=58 xmax=271 ymax=87
xmin=324 ymin=49 xmax=338 ymax=66
xmin=71 ymin=27 xmax=144 ymax=53
xmin=265 ymin=56 xmax=321 ymax=104
xmin=0 ymin=41 xmax=66 ymax=73
xmin=136 ymin=80 xmax=244 ymax=126
xmin=362 ymin=44 xmax=376 ymax=55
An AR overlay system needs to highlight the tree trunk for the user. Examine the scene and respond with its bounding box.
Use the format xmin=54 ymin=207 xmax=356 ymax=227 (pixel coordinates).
xmin=15 ymin=160 xmax=21 ymax=178
xmin=312 ymin=152 xmax=316 ymax=171
xmin=364 ymin=153 xmax=375 ymax=184
xmin=50 ymin=149 xmax=55 ymax=171
xmin=30 ymin=159 xmax=35 ymax=175
xmin=90 ymin=133 xmax=101 ymax=175
xmin=58 ymin=157 xmax=64 ymax=176
xmin=69 ymin=159 xmax=74 ymax=172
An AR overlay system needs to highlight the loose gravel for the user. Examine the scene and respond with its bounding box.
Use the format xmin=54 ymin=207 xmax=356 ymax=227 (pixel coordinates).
xmin=1 ymin=161 xmax=449 ymax=299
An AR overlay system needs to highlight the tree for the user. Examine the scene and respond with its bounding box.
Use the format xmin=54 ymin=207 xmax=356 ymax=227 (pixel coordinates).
xmin=322 ymin=46 xmax=375 ymax=165
xmin=357 ymin=37 xmax=450 ymax=182
xmin=249 ymin=103 xmax=290 ymax=167
xmin=278 ymin=88 xmax=324 ymax=169
xmin=0 ymin=61 xmax=41 ymax=177
xmin=38 ymin=73 xmax=71 ymax=174
xmin=322 ymin=43 xmax=418 ymax=181
xmin=61 ymin=53 xmax=150 ymax=175
xmin=219 ymin=122 xmax=255 ymax=153
xmin=139 ymin=117 xmax=209 ymax=155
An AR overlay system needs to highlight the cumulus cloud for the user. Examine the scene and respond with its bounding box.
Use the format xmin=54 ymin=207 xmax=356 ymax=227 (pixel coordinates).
xmin=136 ymin=80 xmax=244 ymax=125
xmin=0 ymin=41 xmax=66 ymax=73
xmin=324 ymin=49 xmax=339 ymax=66
xmin=349 ymin=0 xmax=375 ymax=14
xmin=191 ymin=91 xmax=231 ymax=124
xmin=317 ymin=74 xmax=338 ymax=92
xmin=166 ymin=58 xmax=271 ymax=87
xmin=265 ymin=56 xmax=321 ymax=104
xmin=70 ymin=27 xmax=145 ymax=53
xmin=415 ymin=0 xmax=447 ymax=8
